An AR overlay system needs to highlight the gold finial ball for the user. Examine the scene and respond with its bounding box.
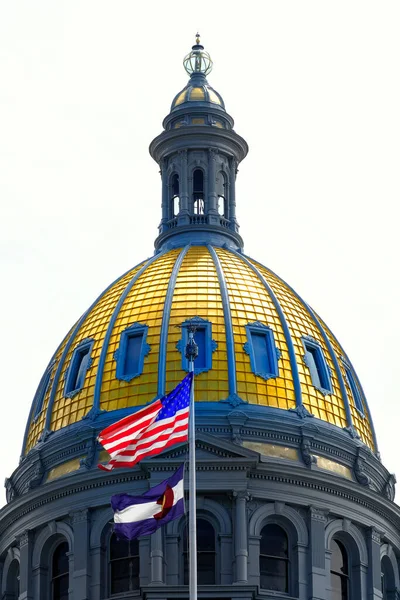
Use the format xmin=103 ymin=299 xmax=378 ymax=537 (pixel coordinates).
xmin=183 ymin=34 xmax=213 ymax=76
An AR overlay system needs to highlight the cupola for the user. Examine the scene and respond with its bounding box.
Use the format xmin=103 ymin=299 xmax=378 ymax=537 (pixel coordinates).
xmin=149 ymin=35 xmax=248 ymax=253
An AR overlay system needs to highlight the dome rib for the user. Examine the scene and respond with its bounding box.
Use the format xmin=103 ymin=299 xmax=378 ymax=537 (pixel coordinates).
xmin=306 ymin=304 xmax=354 ymax=433
xmin=157 ymin=245 xmax=190 ymax=398
xmin=312 ymin=310 xmax=379 ymax=451
xmin=90 ymin=253 xmax=163 ymax=418
xmin=233 ymin=251 xmax=303 ymax=409
xmin=34 ymin=262 xmax=143 ymax=449
xmin=207 ymin=245 xmax=237 ymax=398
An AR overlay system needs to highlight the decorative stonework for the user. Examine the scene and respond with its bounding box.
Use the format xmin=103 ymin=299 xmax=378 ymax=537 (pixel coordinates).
xmin=354 ymin=449 xmax=371 ymax=486
xmin=300 ymin=437 xmax=317 ymax=467
xmin=289 ymin=405 xmax=314 ymax=419
xmin=220 ymin=394 xmax=247 ymax=407
xmin=383 ymin=473 xmax=397 ymax=502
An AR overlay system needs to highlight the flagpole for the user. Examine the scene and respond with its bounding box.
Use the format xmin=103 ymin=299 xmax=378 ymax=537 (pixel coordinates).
xmin=185 ymin=323 xmax=198 ymax=600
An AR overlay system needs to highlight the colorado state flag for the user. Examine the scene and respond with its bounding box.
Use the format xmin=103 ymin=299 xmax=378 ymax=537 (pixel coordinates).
xmin=111 ymin=464 xmax=185 ymax=540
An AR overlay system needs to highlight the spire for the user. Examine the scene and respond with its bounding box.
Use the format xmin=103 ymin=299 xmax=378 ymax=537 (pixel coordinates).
xmin=149 ymin=38 xmax=248 ymax=253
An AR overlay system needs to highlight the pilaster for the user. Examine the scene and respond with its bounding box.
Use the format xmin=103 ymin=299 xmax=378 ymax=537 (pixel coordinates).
xmin=18 ymin=530 xmax=33 ymax=600
xmin=165 ymin=534 xmax=179 ymax=585
xmin=308 ymin=506 xmax=328 ymax=600
xmin=367 ymin=527 xmax=384 ymax=600
xmin=71 ymin=509 xmax=90 ymax=600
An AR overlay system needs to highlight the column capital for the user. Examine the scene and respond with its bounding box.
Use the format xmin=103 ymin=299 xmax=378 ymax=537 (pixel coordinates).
xmin=309 ymin=505 xmax=329 ymax=523
xmin=232 ymin=490 xmax=251 ymax=502
xmin=18 ymin=530 xmax=32 ymax=548
xmin=70 ymin=509 xmax=90 ymax=524
xmin=369 ymin=526 xmax=384 ymax=544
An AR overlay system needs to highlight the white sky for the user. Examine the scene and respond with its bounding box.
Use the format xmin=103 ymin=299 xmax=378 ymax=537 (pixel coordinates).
xmin=0 ymin=1 xmax=399 ymax=506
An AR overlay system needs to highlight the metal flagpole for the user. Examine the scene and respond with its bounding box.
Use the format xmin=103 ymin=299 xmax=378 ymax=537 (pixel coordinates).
xmin=185 ymin=323 xmax=198 ymax=600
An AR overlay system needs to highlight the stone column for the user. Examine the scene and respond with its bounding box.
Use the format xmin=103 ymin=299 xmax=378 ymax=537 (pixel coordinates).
xmin=18 ymin=531 xmax=33 ymax=600
xmin=367 ymin=527 xmax=383 ymax=600
xmin=180 ymin=150 xmax=189 ymax=215
xmin=150 ymin=528 xmax=163 ymax=584
xmin=165 ymin=534 xmax=179 ymax=585
xmin=208 ymin=148 xmax=219 ymax=222
xmin=161 ymin=160 xmax=169 ymax=230
xmin=71 ymin=509 xmax=90 ymax=600
xmin=309 ymin=506 xmax=328 ymax=600
xmin=233 ymin=491 xmax=250 ymax=583
xmin=229 ymin=158 xmax=238 ymax=229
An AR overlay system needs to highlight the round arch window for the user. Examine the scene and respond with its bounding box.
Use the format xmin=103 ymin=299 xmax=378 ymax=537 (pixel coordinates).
xmin=330 ymin=539 xmax=349 ymax=600
xmin=183 ymin=518 xmax=216 ymax=584
xmin=52 ymin=541 xmax=69 ymax=600
xmin=109 ymin=533 xmax=139 ymax=595
xmin=260 ymin=523 xmax=289 ymax=592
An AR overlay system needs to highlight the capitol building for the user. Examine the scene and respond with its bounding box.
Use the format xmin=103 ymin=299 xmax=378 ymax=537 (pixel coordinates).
xmin=0 ymin=37 xmax=399 ymax=600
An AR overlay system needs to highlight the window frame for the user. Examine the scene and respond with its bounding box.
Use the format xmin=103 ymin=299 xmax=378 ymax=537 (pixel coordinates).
xmin=244 ymin=321 xmax=280 ymax=380
xmin=176 ymin=317 xmax=217 ymax=375
xmin=64 ymin=338 xmax=94 ymax=398
xmin=341 ymin=356 xmax=365 ymax=416
xmin=51 ymin=541 xmax=69 ymax=600
xmin=259 ymin=523 xmax=290 ymax=594
xmin=301 ymin=336 xmax=332 ymax=395
xmin=330 ymin=538 xmax=350 ymax=600
xmin=181 ymin=517 xmax=217 ymax=586
xmin=108 ymin=532 xmax=140 ymax=596
xmin=114 ymin=322 xmax=150 ymax=382
xmin=33 ymin=360 xmax=55 ymax=420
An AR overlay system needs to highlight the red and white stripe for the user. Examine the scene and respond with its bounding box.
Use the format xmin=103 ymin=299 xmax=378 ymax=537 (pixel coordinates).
xmin=98 ymin=402 xmax=189 ymax=471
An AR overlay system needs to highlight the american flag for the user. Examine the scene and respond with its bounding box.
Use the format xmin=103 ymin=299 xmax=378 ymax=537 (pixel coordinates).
xmin=98 ymin=373 xmax=193 ymax=471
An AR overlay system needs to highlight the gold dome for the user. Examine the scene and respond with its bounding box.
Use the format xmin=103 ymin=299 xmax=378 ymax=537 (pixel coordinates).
xmin=25 ymin=245 xmax=375 ymax=454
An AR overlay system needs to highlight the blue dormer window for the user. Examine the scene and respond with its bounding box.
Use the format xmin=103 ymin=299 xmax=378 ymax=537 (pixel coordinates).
xmin=302 ymin=336 xmax=332 ymax=394
xmin=177 ymin=317 xmax=217 ymax=374
xmin=244 ymin=322 xmax=279 ymax=380
xmin=114 ymin=323 xmax=150 ymax=382
xmin=33 ymin=361 xmax=54 ymax=420
xmin=341 ymin=357 xmax=364 ymax=416
xmin=64 ymin=339 xmax=94 ymax=397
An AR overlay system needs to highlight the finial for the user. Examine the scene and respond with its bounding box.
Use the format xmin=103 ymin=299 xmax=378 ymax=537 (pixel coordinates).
xmin=183 ymin=35 xmax=213 ymax=77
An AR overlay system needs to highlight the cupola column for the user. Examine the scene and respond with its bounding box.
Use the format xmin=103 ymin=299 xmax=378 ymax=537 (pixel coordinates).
xmin=208 ymin=148 xmax=219 ymax=217
xmin=161 ymin=160 xmax=169 ymax=231
xmin=179 ymin=150 xmax=190 ymax=216
xmin=229 ymin=158 xmax=238 ymax=229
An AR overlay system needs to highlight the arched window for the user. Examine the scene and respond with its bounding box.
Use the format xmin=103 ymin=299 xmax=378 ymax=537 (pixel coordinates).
xmin=381 ymin=555 xmax=395 ymax=600
xmin=183 ymin=518 xmax=216 ymax=585
xmin=6 ymin=558 xmax=20 ymax=600
xmin=51 ymin=541 xmax=69 ymax=600
xmin=109 ymin=533 xmax=139 ymax=595
xmin=260 ymin=524 xmax=289 ymax=592
xmin=171 ymin=173 xmax=180 ymax=217
xmin=330 ymin=539 xmax=349 ymax=600
xmin=193 ymin=169 xmax=204 ymax=214
xmin=216 ymin=171 xmax=227 ymax=217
